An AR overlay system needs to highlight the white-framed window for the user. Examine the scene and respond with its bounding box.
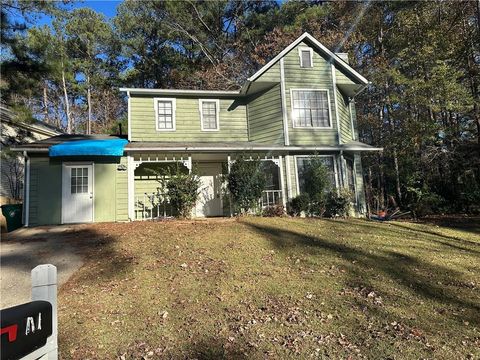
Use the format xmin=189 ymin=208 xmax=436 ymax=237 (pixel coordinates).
xmin=298 ymin=47 xmax=313 ymax=68
xmin=154 ymin=98 xmax=176 ymax=131
xmin=199 ymin=99 xmax=220 ymax=131
xmin=294 ymin=155 xmax=338 ymax=195
xmin=290 ymin=89 xmax=332 ymax=128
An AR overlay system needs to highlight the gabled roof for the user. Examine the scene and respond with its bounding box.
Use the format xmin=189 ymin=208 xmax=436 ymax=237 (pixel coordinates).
xmin=247 ymin=32 xmax=369 ymax=85
xmin=1 ymin=104 xmax=63 ymax=138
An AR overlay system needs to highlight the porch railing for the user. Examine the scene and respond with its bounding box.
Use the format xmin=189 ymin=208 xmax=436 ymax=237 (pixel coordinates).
xmin=259 ymin=190 xmax=283 ymax=208
xmin=135 ymin=191 xmax=174 ymax=220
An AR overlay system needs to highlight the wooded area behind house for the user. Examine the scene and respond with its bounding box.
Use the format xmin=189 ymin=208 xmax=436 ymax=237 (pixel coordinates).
xmin=1 ymin=0 xmax=479 ymax=215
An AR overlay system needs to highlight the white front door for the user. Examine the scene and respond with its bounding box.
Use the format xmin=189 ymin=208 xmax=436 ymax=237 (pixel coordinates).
xmin=195 ymin=163 xmax=223 ymax=217
xmin=62 ymin=164 xmax=94 ymax=223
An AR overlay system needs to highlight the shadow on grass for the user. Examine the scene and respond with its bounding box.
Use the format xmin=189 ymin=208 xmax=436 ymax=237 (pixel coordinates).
xmin=182 ymin=336 xmax=253 ymax=360
xmin=243 ymin=220 xmax=480 ymax=325
xmin=322 ymin=218 xmax=480 ymax=256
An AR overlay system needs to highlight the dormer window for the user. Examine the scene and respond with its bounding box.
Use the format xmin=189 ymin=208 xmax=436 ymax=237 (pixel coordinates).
xmin=155 ymin=98 xmax=176 ymax=131
xmin=299 ymin=47 xmax=313 ymax=68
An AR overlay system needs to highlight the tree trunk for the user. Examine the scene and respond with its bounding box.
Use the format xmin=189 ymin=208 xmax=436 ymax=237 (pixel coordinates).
xmin=61 ymin=62 xmax=72 ymax=134
xmin=86 ymin=74 xmax=92 ymax=135
xmin=43 ymin=82 xmax=49 ymax=124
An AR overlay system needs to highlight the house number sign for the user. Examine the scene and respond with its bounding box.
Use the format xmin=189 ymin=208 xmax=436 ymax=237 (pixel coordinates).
xmin=0 ymin=301 xmax=52 ymax=360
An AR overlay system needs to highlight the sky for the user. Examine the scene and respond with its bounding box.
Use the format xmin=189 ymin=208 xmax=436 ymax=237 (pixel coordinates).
xmin=25 ymin=0 xmax=123 ymax=27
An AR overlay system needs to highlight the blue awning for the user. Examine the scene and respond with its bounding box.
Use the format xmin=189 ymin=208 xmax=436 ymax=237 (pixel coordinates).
xmin=49 ymin=138 xmax=128 ymax=157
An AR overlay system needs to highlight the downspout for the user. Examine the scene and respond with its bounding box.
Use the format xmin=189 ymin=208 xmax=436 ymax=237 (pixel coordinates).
xmin=127 ymin=91 xmax=131 ymax=141
xmin=23 ymin=151 xmax=30 ymax=227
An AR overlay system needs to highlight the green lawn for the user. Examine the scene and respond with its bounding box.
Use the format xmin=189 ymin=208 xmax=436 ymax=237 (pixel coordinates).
xmin=58 ymin=217 xmax=480 ymax=359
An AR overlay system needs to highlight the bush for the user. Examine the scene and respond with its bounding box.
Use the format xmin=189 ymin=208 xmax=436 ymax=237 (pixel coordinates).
xmin=166 ymin=171 xmax=200 ymax=219
xmin=412 ymin=192 xmax=445 ymax=218
xmin=324 ymin=188 xmax=352 ymax=218
xmin=262 ymin=204 xmax=286 ymax=217
xmin=227 ymin=157 xmax=266 ymax=214
xmin=309 ymin=192 xmax=327 ymax=217
xmin=303 ymin=157 xmax=331 ymax=199
xmin=289 ymin=193 xmax=310 ymax=216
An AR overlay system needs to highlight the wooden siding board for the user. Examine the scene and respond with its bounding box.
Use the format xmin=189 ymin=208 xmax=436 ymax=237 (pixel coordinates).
xmin=283 ymin=41 xmax=339 ymax=146
xmin=28 ymin=157 xmax=61 ymax=226
xmin=131 ymin=97 xmax=248 ymax=142
xmin=247 ymin=84 xmax=284 ymax=144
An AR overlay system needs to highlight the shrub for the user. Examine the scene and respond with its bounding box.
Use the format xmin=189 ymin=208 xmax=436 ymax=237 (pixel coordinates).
xmin=166 ymin=171 xmax=200 ymax=219
xmin=309 ymin=192 xmax=327 ymax=217
xmin=303 ymin=157 xmax=331 ymax=199
xmin=227 ymin=157 xmax=266 ymax=214
xmin=324 ymin=188 xmax=352 ymax=218
xmin=289 ymin=193 xmax=310 ymax=216
xmin=262 ymin=204 xmax=286 ymax=217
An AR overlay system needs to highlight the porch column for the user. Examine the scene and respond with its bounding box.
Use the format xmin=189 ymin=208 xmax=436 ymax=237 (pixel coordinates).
xmin=285 ymin=155 xmax=293 ymax=200
xmin=278 ymin=155 xmax=287 ymax=208
xmin=227 ymin=154 xmax=233 ymax=217
xmin=127 ymin=155 xmax=135 ymax=221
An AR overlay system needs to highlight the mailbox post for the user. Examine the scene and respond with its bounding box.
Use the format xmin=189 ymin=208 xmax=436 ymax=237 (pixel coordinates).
xmin=30 ymin=264 xmax=58 ymax=359
xmin=0 ymin=264 xmax=58 ymax=360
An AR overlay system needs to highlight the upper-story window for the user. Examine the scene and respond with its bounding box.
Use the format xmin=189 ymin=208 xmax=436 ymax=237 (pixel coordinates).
xmin=154 ymin=98 xmax=176 ymax=131
xmin=299 ymin=47 xmax=313 ymax=68
xmin=199 ymin=99 xmax=219 ymax=131
xmin=291 ymin=89 xmax=331 ymax=128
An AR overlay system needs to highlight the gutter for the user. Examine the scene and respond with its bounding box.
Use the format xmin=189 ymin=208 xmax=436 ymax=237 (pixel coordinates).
xmin=125 ymin=145 xmax=384 ymax=152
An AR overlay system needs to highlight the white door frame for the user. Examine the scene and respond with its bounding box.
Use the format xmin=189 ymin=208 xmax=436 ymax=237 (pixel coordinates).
xmin=61 ymin=162 xmax=95 ymax=224
xmin=195 ymin=162 xmax=223 ymax=217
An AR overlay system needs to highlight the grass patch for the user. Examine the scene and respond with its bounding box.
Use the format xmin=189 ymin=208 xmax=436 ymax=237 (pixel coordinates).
xmin=58 ymin=217 xmax=480 ymax=359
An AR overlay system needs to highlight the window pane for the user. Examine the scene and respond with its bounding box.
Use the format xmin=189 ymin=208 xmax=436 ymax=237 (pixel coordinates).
xmin=292 ymin=90 xmax=330 ymax=127
xmin=301 ymin=50 xmax=311 ymax=67
xmin=157 ymin=101 xmax=174 ymax=129
xmin=296 ymin=157 xmax=336 ymax=193
xmin=202 ymin=101 xmax=218 ymax=129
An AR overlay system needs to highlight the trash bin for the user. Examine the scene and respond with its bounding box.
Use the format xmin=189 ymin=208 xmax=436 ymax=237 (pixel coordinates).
xmin=1 ymin=204 xmax=23 ymax=232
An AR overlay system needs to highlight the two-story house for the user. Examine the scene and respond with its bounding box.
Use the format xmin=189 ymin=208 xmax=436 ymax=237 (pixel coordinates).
xmin=14 ymin=33 xmax=381 ymax=226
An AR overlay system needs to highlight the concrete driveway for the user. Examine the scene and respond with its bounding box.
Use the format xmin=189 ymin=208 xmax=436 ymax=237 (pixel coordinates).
xmin=1 ymin=225 xmax=84 ymax=308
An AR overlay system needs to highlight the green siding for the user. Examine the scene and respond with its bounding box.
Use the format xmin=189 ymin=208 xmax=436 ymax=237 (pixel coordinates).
xmin=29 ymin=156 xmax=62 ymax=226
xmin=337 ymin=88 xmax=353 ymax=143
xmin=247 ymin=84 xmax=284 ymax=144
xmin=283 ymin=41 xmax=339 ymax=146
xmin=94 ymin=162 xmax=117 ymax=222
xmin=130 ymin=96 xmax=248 ymax=142
xmin=116 ymin=157 xmax=128 ymax=221
xmin=335 ymin=68 xmax=356 ymax=85
xmin=354 ymin=153 xmax=367 ymax=214
xmin=255 ymin=62 xmax=280 ymax=82
xmin=28 ymin=156 xmax=127 ymax=226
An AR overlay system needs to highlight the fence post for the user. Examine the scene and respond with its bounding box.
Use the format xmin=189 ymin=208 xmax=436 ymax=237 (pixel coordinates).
xmin=31 ymin=264 xmax=58 ymax=359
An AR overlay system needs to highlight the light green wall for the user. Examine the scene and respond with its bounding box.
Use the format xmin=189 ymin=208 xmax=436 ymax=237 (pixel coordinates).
xmin=247 ymin=84 xmax=284 ymax=144
xmin=116 ymin=157 xmax=128 ymax=221
xmin=354 ymin=153 xmax=367 ymax=214
xmin=29 ymin=156 xmax=62 ymax=226
xmin=130 ymin=96 xmax=248 ymax=142
xmin=283 ymin=41 xmax=338 ymax=146
xmin=336 ymin=88 xmax=354 ymax=143
xmin=28 ymin=156 xmax=127 ymax=226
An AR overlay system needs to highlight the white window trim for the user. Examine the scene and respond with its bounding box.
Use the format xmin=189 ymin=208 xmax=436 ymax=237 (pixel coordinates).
xmin=298 ymin=47 xmax=314 ymax=68
xmin=294 ymin=155 xmax=339 ymax=196
xmin=154 ymin=97 xmax=176 ymax=132
xmin=199 ymin=99 xmax=220 ymax=132
xmin=290 ymin=88 xmax=333 ymax=129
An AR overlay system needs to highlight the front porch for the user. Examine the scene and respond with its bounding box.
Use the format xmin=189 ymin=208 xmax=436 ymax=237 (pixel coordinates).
xmin=128 ymin=152 xmax=286 ymax=220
